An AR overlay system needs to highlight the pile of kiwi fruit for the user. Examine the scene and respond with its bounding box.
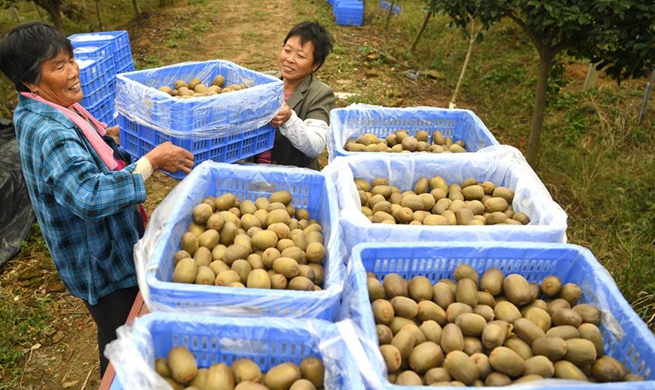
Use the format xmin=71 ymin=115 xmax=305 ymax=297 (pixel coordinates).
xmin=157 ymin=74 xmax=250 ymax=98
xmin=344 ymin=130 xmax=468 ymax=153
xmin=354 ymin=176 xmax=530 ymax=226
xmin=368 ymin=264 xmax=645 ymax=386
xmin=172 ymin=190 xmax=327 ymax=291
xmin=156 ymin=344 xmax=324 ymax=390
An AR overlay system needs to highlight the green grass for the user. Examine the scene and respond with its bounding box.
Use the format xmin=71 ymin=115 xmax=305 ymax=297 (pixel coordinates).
xmin=0 ymin=290 xmax=53 ymax=383
xmin=0 ymin=223 xmax=54 ymax=385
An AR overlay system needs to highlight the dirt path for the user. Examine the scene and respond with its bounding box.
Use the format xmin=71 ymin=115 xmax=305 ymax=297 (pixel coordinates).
xmin=5 ymin=1 xmax=453 ymax=388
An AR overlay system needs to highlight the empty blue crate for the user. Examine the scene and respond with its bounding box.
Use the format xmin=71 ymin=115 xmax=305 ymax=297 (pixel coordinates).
xmin=116 ymin=61 xmax=135 ymax=74
xmin=136 ymin=162 xmax=343 ymax=319
xmin=379 ymin=0 xmax=401 ymax=15
xmin=69 ymin=30 xmax=134 ymax=74
xmin=118 ymin=115 xmax=275 ymax=180
xmin=84 ymin=94 xmax=115 ymax=124
xmin=341 ymin=242 xmax=655 ymax=389
xmin=75 ymin=55 xmax=115 ymax=96
xmin=80 ymin=81 xmax=114 ymax=109
xmin=115 ymin=60 xmax=283 ymax=134
xmin=329 ymin=104 xmax=499 ymax=161
xmin=72 ymin=41 xmax=113 ymax=61
xmin=335 ymin=0 xmax=364 ymax=26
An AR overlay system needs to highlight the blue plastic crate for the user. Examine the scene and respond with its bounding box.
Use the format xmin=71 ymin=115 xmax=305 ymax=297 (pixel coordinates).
xmin=69 ymin=30 xmax=134 ymax=73
xmin=84 ymin=94 xmax=115 ymax=124
xmin=136 ymin=161 xmax=343 ymax=319
xmin=72 ymin=42 xmax=113 ymax=61
xmin=328 ymin=105 xmax=500 ymax=161
xmin=106 ymin=313 xmax=364 ymax=390
xmin=116 ymin=60 xmax=135 ymax=74
xmin=118 ymin=114 xmax=275 ymax=180
xmin=115 ymin=60 xmax=284 ymax=134
xmin=334 ymin=0 xmax=364 ymax=26
xmin=379 ymin=0 xmax=401 ymax=15
xmin=323 ymin=148 xmax=569 ymax=249
xmin=80 ymin=80 xmax=114 ymax=109
xmin=341 ymin=241 xmax=655 ymax=389
xmin=96 ymin=109 xmax=118 ymax=128
xmin=76 ymin=55 xmax=115 ymax=95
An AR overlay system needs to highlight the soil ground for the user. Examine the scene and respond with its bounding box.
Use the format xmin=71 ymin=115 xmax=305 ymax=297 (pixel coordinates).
xmin=2 ymin=1 xmax=453 ymax=389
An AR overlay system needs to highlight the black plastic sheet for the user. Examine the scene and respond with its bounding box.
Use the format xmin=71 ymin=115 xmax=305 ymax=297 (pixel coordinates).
xmin=0 ymin=117 xmax=34 ymax=266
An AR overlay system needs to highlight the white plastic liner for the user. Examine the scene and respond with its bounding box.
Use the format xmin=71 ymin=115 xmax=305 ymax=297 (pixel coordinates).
xmin=322 ymin=145 xmax=568 ymax=253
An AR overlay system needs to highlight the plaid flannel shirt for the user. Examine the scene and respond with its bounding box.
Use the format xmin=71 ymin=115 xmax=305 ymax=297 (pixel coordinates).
xmin=13 ymin=95 xmax=146 ymax=304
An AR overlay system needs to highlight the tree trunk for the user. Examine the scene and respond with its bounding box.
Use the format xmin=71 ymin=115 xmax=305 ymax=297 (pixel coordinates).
xmin=410 ymin=11 xmax=433 ymax=53
xmin=385 ymin=0 xmax=396 ymax=30
xmin=526 ymin=50 xmax=554 ymax=167
xmin=34 ymin=0 xmax=64 ymax=32
xmin=450 ymin=18 xmax=480 ymax=108
xmin=638 ymin=68 xmax=655 ymax=124
xmin=95 ymin=0 xmax=104 ymax=31
xmin=33 ymin=1 xmax=45 ymax=20
xmin=132 ymin=0 xmax=142 ymax=16
xmin=10 ymin=7 xmax=21 ymax=23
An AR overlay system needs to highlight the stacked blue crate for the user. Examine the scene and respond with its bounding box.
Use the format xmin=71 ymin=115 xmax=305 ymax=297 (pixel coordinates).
xmin=69 ymin=31 xmax=135 ymax=74
xmin=69 ymin=31 xmax=136 ymax=127
xmin=73 ymin=43 xmax=118 ymax=127
xmin=334 ymin=0 xmax=364 ymax=26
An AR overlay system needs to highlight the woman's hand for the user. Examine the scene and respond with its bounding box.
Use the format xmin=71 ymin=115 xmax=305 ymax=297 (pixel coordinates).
xmin=106 ymin=125 xmax=120 ymax=145
xmin=145 ymin=142 xmax=194 ymax=174
xmin=271 ymin=103 xmax=292 ymax=128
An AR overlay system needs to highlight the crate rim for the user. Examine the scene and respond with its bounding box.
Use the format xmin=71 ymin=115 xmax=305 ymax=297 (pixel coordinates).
xmin=116 ymin=59 xmax=282 ymax=88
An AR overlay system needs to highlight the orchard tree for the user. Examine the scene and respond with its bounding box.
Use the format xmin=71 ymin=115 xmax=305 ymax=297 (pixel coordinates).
xmin=32 ymin=0 xmax=64 ymax=32
xmin=410 ymin=0 xmax=437 ymax=52
xmin=434 ymin=0 xmax=655 ymax=167
xmin=3 ymin=0 xmax=86 ymax=33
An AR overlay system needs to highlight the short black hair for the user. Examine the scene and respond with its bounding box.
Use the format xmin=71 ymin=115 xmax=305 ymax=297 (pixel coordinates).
xmin=284 ymin=21 xmax=333 ymax=72
xmin=0 ymin=21 xmax=73 ymax=92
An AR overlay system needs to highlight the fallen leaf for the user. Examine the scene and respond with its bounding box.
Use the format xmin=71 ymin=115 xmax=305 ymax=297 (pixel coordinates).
xmin=53 ymin=331 xmax=65 ymax=343
xmin=62 ymin=380 xmax=79 ymax=388
xmin=422 ymin=69 xmax=446 ymax=80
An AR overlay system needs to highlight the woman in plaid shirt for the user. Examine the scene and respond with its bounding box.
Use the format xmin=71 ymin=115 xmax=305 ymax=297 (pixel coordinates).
xmin=0 ymin=22 xmax=194 ymax=377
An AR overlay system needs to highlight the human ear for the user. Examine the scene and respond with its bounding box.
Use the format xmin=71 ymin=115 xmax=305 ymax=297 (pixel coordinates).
xmin=23 ymin=82 xmax=38 ymax=94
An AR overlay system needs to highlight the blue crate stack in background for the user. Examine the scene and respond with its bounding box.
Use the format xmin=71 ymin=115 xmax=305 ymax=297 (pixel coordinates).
xmin=328 ymin=0 xmax=401 ymax=26
xmin=379 ymin=0 xmax=401 ymax=15
xmin=327 ymin=0 xmax=364 ymax=26
xmin=68 ymin=30 xmax=136 ymax=127
xmin=333 ymin=0 xmax=364 ymax=26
